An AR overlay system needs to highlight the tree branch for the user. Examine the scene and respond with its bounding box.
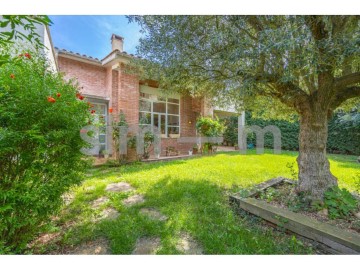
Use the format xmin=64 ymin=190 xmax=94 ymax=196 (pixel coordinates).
xmin=330 ymin=86 xmax=360 ymax=109
xmin=335 ymin=72 xmax=360 ymax=89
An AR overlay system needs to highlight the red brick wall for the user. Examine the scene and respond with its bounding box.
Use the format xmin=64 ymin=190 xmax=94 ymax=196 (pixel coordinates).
xmin=118 ymin=64 xmax=139 ymax=127
xmin=180 ymin=95 xmax=197 ymax=137
xmin=58 ymin=54 xmax=206 ymax=156
xmin=58 ymin=57 xmax=107 ymax=97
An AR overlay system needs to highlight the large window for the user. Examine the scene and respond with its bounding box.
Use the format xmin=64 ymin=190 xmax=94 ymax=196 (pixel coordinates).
xmin=139 ymin=92 xmax=180 ymax=138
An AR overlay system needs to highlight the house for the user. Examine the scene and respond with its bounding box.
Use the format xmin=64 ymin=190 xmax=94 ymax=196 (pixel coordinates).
xmin=55 ymin=34 xmax=241 ymax=156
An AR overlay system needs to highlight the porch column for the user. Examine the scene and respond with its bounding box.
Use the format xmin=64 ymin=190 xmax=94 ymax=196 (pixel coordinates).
xmin=238 ymin=111 xmax=246 ymax=153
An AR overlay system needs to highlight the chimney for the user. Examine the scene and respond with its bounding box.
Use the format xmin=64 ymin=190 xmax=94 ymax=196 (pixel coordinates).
xmin=111 ymin=34 xmax=124 ymax=52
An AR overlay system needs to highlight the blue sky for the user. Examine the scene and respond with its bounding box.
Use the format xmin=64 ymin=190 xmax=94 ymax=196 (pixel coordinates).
xmin=49 ymin=16 xmax=142 ymax=59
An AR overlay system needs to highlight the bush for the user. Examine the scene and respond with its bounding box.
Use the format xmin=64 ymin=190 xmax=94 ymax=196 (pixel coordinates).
xmin=221 ymin=112 xmax=360 ymax=155
xmin=324 ymin=186 xmax=358 ymax=219
xmin=196 ymin=116 xmax=224 ymax=152
xmin=0 ymin=47 xmax=91 ymax=253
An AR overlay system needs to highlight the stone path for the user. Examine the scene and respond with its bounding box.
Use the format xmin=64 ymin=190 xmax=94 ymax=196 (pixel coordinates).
xmin=105 ymin=182 xmax=134 ymax=192
xmin=132 ymin=237 xmax=161 ymax=255
xmin=62 ymin=193 xmax=75 ymax=206
xmin=69 ymin=237 xmax=110 ymax=255
xmin=100 ymin=207 xmax=120 ymax=220
xmin=123 ymin=194 xmax=145 ymax=206
xmin=91 ymin=196 xmax=109 ymax=208
xmin=140 ymin=208 xmax=168 ymax=221
xmin=176 ymin=233 xmax=203 ymax=255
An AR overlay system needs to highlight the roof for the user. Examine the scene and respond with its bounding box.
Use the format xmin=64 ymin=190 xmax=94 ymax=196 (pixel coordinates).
xmin=55 ymin=47 xmax=101 ymax=63
xmin=55 ymin=47 xmax=141 ymax=66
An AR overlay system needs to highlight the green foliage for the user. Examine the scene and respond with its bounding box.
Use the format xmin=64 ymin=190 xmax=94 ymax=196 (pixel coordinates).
xmin=324 ymin=186 xmax=358 ymax=219
xmin=196 ymin=116 xmax=224 ymax=153
xmin=222 ymin=113 xmax=360 ymax=155
xmin=129 ymin=16 xmax=360 ymax=116
xmin=0 ymin=47 xmax=91 ymax=253
xmin=0 ymin=16 xmax=52 ymax=66
xmin=196 ymin=116 xmax=224 ymax=137
xmin=259 ymin=187 xmax=279 ymax=203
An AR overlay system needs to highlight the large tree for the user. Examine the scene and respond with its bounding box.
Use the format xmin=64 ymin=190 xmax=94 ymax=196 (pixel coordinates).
xmin=129 ymin=15 xmax=360 ymax=201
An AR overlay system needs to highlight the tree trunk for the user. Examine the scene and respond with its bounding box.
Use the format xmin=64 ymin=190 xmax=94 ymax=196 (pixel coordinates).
xmin=297 ymin=108 xmax=338 ymax=201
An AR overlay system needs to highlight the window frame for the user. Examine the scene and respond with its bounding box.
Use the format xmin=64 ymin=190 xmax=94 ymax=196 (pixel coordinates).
xmin=139 ymin=95 xmax=180 ymax=138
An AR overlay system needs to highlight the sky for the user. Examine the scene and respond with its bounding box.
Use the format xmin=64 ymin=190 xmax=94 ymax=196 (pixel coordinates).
xmin=49 ymin=16 xmax=142 ymax=59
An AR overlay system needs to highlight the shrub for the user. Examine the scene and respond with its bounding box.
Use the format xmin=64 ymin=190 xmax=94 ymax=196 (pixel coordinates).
xmin=0 ymin=47 xmax=91 ymax=253
xmin=324 ymin=186 xmax=358 ymax=219
xmin=196 ymin=116 xmax=224 ymax=152
xmin=221 ymin=112 xmax=360 ymax=155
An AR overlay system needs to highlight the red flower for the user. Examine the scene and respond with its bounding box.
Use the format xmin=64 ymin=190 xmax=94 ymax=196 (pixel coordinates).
xmin=24 ymin=53 xmax=31 ymax=59
xmin=109 ymin=108 xmax=113 ymax=113
xmin=47 ymin=96 xmax=56 ymax=103
xmin=91 ymin=110 xmax=96 ymax=114
xmin=10 ymin=74 xmax=15 ymax=79
xmin=79 ymin=95 xmax=84 ymax=100
xmin=56 ymin=93 xmax=61 ymax=97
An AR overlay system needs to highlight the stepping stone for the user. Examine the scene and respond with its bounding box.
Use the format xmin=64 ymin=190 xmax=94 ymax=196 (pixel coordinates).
xmin=176 ymin=233 xmax=203 ymax=255
xmin=123 ymin=195 xmax=145 ymax=206
xmin=100 ymin=207 xmax=120 ymax=220
xmin=91 ymin=196 xmax=109 ymax=208
xmin=70 ymin=237 xmax=110 ymax=255
xmin=140 ymin=208 xmax=168 ymax=221
xmin=132 ymin=237 xmax=161 ymax=255
xmin=62 ymin=193 xmax=75 ymax=206
xmin=105 ymin=182 xmax=134 ymax=192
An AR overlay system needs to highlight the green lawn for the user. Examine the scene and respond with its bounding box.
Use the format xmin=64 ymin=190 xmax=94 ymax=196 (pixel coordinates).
xmin=34 ymin=150 xmax=359 ymax=254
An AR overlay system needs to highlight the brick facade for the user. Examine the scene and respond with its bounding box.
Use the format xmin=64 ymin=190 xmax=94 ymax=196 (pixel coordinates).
xmin=56 ymin=38 xmax=212 ymax=156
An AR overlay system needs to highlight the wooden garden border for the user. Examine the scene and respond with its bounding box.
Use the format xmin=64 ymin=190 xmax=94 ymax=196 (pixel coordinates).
xmin=230 ymin=178 xmax=360 ymax=254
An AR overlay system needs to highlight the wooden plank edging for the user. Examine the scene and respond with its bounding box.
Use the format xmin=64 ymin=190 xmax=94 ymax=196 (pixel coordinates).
xmin=230 ymin=195 xmax=360 ymax=254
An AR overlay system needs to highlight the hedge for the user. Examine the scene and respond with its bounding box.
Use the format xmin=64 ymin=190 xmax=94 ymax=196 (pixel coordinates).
xmin=222 ymin=112 xmax=360 ymax=155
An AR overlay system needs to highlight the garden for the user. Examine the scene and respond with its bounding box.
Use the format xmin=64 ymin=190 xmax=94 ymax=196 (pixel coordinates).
xmin=24 ymin=150 xmax=360 ymax=254
xmin=1 ymin=15 xmax=360 ymax=255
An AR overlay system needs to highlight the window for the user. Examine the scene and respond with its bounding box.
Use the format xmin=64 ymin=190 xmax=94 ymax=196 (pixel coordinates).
xmin=92 ymin=103 xmax=107 ymax=153
xmin=139 ymin=94 xmax=180 ymax=138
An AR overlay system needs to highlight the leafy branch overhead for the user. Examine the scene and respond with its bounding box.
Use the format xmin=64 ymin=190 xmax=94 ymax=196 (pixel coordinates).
xmin=0 ymin=15 xmax=52 ymax=66
xmin=128 ymin=15 xmax=360 ymax=116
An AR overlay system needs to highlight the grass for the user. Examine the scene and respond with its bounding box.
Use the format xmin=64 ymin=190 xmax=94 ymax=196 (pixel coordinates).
xmin=32 ymin=150 xmax=359 ymax=254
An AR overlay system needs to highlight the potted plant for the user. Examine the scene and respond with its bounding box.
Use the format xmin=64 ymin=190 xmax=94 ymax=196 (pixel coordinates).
xmin=101 ymin=149 xmax=109 ymax=159
xmin=192 ymin=144 xmax=198 ymax=155
xmin=127 ymin=135 xmax=139 ymax=162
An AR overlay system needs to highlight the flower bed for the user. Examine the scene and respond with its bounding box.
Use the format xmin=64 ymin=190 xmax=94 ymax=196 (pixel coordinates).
xmin=230 ymin=178 xmax=360 ymax=254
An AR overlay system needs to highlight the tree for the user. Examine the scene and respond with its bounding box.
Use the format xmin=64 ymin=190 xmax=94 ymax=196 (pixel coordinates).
xmin=129 ymin=15 xmax=360 ymax=201
xmin=0 ymin=15 xmax=51 ymax=66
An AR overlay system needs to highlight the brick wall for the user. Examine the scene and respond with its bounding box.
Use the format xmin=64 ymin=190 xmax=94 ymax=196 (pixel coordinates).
xmin=118 ymin=64 xmax=139 ymax=127
xmin=58 ymin=57 xmax=107 ymax=97
xmin=57 ymin=54 xmax=208 ymax=157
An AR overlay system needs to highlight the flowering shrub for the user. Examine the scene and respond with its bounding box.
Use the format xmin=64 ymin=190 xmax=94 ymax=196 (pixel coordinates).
xmin=0 ymin=47 xmax=91 ymax=253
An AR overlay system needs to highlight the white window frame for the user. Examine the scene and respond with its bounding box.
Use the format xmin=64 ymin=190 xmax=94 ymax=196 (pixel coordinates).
xmin=139 ymin=94 xmax=180 ymax=138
